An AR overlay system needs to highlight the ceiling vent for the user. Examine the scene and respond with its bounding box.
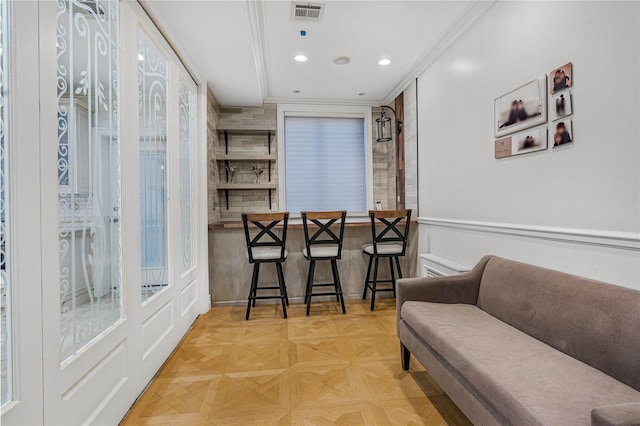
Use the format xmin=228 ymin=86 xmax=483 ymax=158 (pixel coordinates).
xmin=291 ymin=3 xmax=325 ymax=23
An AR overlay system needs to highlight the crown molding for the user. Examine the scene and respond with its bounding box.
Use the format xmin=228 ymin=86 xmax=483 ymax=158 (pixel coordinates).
xmin=246 ymin=0 xmax=271 ymax=101
xmin=383 ymin=0 xmax=498 ymax=104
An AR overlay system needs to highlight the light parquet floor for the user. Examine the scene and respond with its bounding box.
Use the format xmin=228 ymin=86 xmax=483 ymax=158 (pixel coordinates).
xmin=120 ymin=299 xmax=472 ymax=426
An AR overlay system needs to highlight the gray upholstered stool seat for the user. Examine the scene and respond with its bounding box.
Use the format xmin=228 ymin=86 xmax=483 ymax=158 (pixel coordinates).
xmin=361 ymin=243 xmax=404 ymax=255
xmin=250 ymin=247 xmax=289 ymax=260
xmin=303 ymin=244 xmax=339 ymax=259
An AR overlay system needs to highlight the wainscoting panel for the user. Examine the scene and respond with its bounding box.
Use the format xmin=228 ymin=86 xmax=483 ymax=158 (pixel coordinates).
xmin=180 ymin=278 xmax=199 ymax=318
xmin=142 ymin=301 xmax=175 ymax=360
xmin=61 ymin=340 xmax=128 ymax=425
xmin=418 ymin=217 xmax=640 ymax=290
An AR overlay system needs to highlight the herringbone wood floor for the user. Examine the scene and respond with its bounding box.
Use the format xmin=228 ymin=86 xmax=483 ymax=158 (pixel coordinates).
xmin=120 ymin=299 xmax=472 ymax=425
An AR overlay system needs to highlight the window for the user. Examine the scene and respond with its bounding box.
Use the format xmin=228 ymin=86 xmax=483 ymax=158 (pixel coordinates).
xmin=279 ymin=105 xmax=372 ymax=215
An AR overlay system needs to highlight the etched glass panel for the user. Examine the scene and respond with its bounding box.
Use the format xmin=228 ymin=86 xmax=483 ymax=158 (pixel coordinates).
xmin=178 ymin=80 xmax=196 ymax=272
xmin=138 ymin=29 xmax=168 ymax=302
xmin=0 ymin=0 xmax=11 ymax=406
xmin=57 ymin=0 xmax=122 ymax=360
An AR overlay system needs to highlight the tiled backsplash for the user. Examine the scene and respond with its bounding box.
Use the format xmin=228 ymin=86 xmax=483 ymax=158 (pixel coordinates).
xmin=207 ymin=95 xmax=400 ymax=222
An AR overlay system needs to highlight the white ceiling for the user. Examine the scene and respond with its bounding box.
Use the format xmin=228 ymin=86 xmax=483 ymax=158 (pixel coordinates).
xmin=143 ymin=0 xmax=492 ymax=106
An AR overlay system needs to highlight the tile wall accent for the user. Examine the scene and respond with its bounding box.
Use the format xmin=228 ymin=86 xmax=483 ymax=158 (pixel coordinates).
xmin=207 ymin=101 xmax=399 ymax=222
xmin=404 ymin=80 xmax=418 ymax=212
xmin=372 ymin=106 xmax=397 ymax=210
xmin=207 ymin=88 xmax=221 ymax=224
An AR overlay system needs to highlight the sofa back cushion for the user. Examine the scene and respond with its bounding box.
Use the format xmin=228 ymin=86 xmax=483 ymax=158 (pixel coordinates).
xmin=477 ymin=256 xmax=640 ymax=391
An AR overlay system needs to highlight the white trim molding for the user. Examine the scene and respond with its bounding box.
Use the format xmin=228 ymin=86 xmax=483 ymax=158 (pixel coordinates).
xmin=418 ymin=217 xmax=640 ymax=251
xmin=246 ymin=0 xmax=271 ymax=101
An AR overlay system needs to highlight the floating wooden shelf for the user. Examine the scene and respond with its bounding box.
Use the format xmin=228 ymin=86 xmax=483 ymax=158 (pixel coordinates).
xmin=217 ymin=125 xmax=276 ymax=135
xmin=217 ymin=183 xmax=277 ymax=190
xmin=217 ymin=126 xmax=277 ymax=210
xmin=217 ymin=153 xmax=277 ymax=161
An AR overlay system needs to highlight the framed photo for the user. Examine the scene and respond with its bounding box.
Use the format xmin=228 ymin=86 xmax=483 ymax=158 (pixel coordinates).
xmin=551 ymin=119 xmax=573 ymax=148
xmin=495 ymin=127 xmax=547 ymax=159
xmin=494 ymin=137 xmax=512 ymax=159
xmin=551 ymin=92 xmax=572 ymax=121
xmin=550 ymin=62 xmax=572 ymax=94
xmin=495 ymin=76 xmax=547 ymax=138
xmin=514 ymin=127 xmax=547 ymax=155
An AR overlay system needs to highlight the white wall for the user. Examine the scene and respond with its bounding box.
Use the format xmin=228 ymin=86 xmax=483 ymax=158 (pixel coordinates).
xmin=417 ymin=1 xmax=640 ymax=289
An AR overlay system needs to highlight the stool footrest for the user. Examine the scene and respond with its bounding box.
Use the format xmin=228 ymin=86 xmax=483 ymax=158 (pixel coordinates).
xmin=250 ymin=295 xmax=286 ymax=300
xmin=308 ymin=292 xmax=342 ymax=297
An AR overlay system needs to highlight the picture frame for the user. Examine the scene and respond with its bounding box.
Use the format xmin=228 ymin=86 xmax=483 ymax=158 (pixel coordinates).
xmin=494 ymin=76 xmax=547 ymax=138
xmin=550 ymin=62 xmax=572 ymax=94
xmin=551 ymin=119 xmax=573 ymax=148
xmin=551 ymin=92 xmax=572 ymax=121
xmin=495 ymin=126 xmax=547 ymax=159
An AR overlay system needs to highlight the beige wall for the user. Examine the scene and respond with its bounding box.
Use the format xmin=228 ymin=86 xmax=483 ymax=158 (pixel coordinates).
xmin=209 ymin=224 xmax=417 ymax=304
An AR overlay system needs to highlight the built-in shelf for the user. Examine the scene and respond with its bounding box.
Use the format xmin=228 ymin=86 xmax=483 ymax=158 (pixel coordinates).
xmin=217 ymin=126 xmax=276 ymax=210
xmin=217 ymin=183 xmax=277 ymax=190
xmin=216 ymin=125 xmax=276 ymax=135
xmin=217 ymin=153 xmax=277 ymax=161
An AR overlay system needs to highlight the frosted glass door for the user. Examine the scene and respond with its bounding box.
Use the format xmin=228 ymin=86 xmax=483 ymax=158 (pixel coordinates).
xmin=56 ymin=0 xmax=122 ymax=360
xmin=0 ymin=0 xmax=11 ymax=407
xmin=138 ymin=29 xmax=169 ymax=302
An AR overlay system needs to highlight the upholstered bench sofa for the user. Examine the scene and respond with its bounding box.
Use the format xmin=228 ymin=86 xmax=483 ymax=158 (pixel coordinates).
xmin=397 ymin=255 xmax=640 ymax=426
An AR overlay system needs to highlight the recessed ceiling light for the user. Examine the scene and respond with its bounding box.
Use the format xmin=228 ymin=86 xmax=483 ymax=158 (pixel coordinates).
xmin=293 ymin=90 xmax=300 ymax=94
xmin=378 ymin=58 xmax=391 ymax=66
xmin=294 ymin=54 xmax=308 ymax=62
xmin=334 ymin=56 xmax=350 ymax=65
xmin=358 ymin=92 xmax=366 ymax=96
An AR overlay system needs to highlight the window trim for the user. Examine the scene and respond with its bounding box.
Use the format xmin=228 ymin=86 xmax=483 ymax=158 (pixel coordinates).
xmin=276 ymin=103 xmax=373 ymax=219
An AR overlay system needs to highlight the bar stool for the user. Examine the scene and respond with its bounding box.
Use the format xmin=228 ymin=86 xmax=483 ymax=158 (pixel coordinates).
xmin=362 ymin=209 xmax=412 ymax=311
xmin=301 ymin=211 xmax=347 ymax=316
xmin=242 ymin=212 xmax=290 ymax=320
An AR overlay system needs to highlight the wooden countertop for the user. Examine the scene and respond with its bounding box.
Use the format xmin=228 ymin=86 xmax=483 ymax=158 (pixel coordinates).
xmin=208 ymin=219 xmax=417 ymax=231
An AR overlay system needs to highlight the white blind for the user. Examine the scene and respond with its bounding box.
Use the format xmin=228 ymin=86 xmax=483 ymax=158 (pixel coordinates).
xmin=284 ymin=116 xmax=366 ymax=213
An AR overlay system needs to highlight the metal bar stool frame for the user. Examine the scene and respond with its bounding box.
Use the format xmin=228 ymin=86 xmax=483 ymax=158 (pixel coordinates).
xmin=362 ymin=209 xmax=412 ymax=311
xmin=242 ymin=212 xmax=290 ymax=320
xmin=301 ymin=210 xmax=347 ymax=316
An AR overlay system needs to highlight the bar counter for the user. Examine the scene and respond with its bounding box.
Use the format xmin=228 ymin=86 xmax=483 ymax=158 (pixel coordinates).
xmin=208 ymin=220 xmax=418 ymax=305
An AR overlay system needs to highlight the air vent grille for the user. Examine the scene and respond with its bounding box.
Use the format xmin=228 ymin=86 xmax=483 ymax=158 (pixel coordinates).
xmin=292 ymin=3 xmax=325 ymax=23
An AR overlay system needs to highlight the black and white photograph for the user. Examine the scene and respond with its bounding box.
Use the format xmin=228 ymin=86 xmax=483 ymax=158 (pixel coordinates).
xmin=551 ymin=92 xmax=572 ymax=121
xmin=495 ymin=76 xmax=548 ymax=138
xmin=551 ymin=119 xmax=573 ymax=147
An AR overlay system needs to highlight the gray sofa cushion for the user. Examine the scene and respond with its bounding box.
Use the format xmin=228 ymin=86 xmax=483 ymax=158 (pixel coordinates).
xmin=591 ymin=402 xmax=640 ymax=426
xmin=477 ymin=257 xmax=640 ymax=392
xmin=401 ymin=301 xmax=640 ymax=426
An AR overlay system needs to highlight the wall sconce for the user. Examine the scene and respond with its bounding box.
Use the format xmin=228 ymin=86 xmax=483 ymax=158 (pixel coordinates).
xmin=375 ymin=106 xmax=403 ymax=142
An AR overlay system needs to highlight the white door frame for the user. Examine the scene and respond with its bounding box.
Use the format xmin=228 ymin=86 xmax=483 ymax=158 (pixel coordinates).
xmin=39 ymin=0 xmax=140 ymax=423
xmin=3 ymin=1 xmax=210 ymax=423
xmin=1 ymin=1 xmax=44 ymax=424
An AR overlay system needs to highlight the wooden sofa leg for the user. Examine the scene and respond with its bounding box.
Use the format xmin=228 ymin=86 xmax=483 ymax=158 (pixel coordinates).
xmin=401 ymin=343 xmax=410 ymax=371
